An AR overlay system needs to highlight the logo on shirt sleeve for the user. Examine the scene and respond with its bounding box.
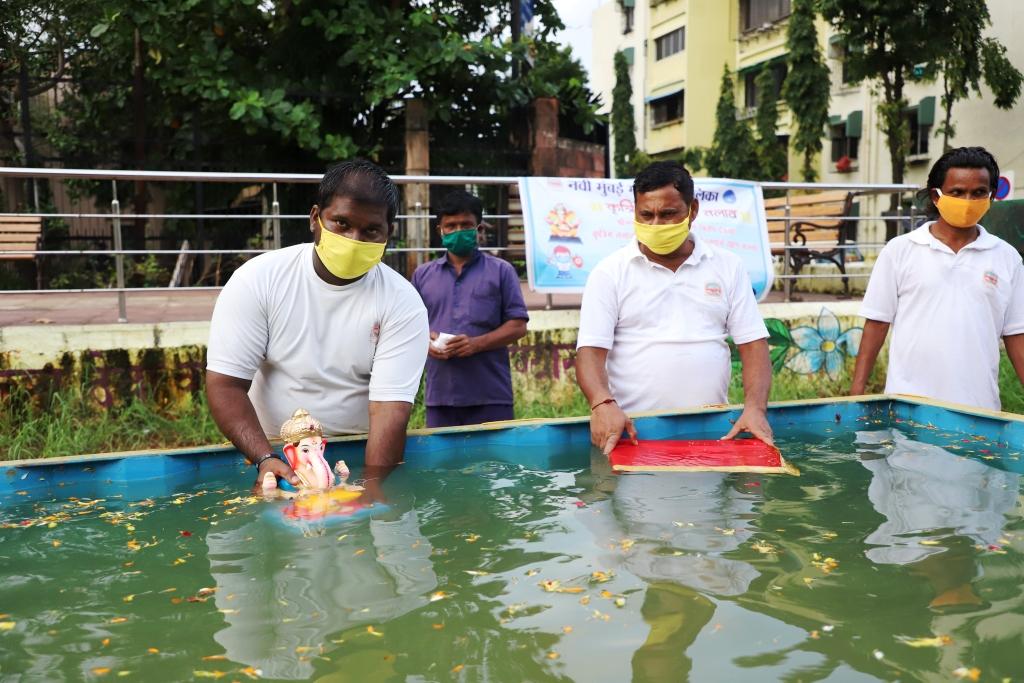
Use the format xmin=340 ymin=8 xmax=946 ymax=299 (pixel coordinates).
xmin=704 ymin=281 xmax=723 ymax=298
xmin=983 ymin=270 xmax=999 ymax=287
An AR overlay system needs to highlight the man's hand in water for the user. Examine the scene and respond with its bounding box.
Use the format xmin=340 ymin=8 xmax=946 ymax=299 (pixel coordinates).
xmin=357 ymin=465 xmax=398 ymax=505
xmin=252 ymin=456 xmax=300 ymax=496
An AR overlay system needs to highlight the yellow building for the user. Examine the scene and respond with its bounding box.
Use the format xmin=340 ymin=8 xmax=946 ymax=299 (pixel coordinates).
xmin=592 ymin=0 xmax=1024 ymax=204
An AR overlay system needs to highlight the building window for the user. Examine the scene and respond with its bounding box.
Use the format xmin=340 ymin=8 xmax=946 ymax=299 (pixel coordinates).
xmin=905 ymin=109 xmax=930 ymax=156
xmin=830 ymin=125 xmax=860 ymax=162
xmin=655 ymin=27 xmax=685 ymax=60
xmin=744 ymin=71 xmax=758 ymax=109
xmin=743 ymin=62 xmax=787 ymax=108
xmin=650 ymin=92 xmax=684 ymax=126
xmin=623 ymin=6 xmax=634 ymax=34
xmin=740 ymin=0 xmax=792 ymax=32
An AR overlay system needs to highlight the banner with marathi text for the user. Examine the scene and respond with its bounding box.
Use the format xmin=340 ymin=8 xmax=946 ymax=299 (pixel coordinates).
xmin=518 ymin=176 xmax=773 ymax=300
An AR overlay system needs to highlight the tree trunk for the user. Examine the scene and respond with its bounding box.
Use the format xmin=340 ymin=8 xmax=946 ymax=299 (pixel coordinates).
xmin=882 ymin=71 xmax=907 ymax=240
xmin=941 ymin=76 xmax=954 ymax=152
xmin=132 ymin=27 xmax=148 ymax=251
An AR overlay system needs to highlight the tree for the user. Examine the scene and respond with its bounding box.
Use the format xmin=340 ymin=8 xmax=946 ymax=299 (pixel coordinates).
xmin=782 ymin=0 xmax=830 ymax=181
xmin=705 ymin=65 xmax=758 ymax=180
xmin=9 ymin=0 xmax=602 ymax=176
xmin=611 ymin=50 xmax=637 ymax=178
xmin=819 ymin=0 xmax=944 ymax=231
xmin=932 ymin=0 xmax=1022 ymax=152
xmin=754 ymin=66 xmax=788 ymax=182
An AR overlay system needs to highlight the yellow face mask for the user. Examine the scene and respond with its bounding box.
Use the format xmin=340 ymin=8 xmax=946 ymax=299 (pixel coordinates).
xmin=934 ymin=189 xmax=991 ymax=229
xmin=633 ymin=215 xmax=691 ymax=255
xmin=315 ymin=216 xmax=386 ymax=279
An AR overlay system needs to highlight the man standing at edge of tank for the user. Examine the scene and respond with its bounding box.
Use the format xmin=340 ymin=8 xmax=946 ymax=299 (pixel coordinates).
xmin=205 ymin=160 xmax=429 ymax=489
xmin=575 ymin=160 xmax=774 ymax=454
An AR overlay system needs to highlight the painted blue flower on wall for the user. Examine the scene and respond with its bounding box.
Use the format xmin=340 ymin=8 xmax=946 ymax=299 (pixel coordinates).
xmin=785 ymin=308 xmax=863 ymax=380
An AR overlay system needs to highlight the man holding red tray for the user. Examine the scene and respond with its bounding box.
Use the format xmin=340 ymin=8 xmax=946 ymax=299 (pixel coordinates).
xmin=576 ymin=161 xmax=773 ymax=455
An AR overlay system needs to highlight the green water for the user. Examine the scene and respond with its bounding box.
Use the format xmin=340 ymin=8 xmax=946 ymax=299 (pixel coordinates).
xmin=1 ymin=426 xmax=1023 ymax=682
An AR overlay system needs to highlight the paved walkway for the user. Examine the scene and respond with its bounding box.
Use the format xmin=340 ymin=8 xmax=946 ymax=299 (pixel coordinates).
xmin=0 ymin=285 xmax=852 ymax=327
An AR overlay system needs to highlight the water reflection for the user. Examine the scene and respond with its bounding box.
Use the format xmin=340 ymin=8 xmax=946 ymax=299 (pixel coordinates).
xmin=575 ymin=451 xmax=764 ymax=679
xmin=206 ymin=484 xmax=436 ymax=680
xmin=858 ymin=429 xmax=1019 ymax=608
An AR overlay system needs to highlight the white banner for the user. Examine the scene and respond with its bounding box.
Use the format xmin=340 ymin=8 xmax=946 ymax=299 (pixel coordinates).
xmin=518 ymin=176 xmax=774 ymax=300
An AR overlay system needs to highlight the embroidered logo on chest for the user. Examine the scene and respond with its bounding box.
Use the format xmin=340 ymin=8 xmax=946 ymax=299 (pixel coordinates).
xmin=983 ymin=270 xmax=999 ymax=287
xmin=704 ymin=281 xmax=723 ymax=298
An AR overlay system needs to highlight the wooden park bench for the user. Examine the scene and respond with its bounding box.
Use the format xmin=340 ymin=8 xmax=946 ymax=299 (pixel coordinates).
xmin=0 ymin=215 xmax=44 ymax=289
xmin=763 ymin=190 xmax=855 ymax=295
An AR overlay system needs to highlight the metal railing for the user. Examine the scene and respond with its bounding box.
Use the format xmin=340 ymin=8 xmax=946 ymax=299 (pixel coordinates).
xmin=0 ymin=167 xmax=919 ymax=320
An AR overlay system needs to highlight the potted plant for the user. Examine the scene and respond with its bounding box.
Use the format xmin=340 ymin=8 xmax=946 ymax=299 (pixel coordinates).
xmin=835 ymin=155 xmax=852 ymax=173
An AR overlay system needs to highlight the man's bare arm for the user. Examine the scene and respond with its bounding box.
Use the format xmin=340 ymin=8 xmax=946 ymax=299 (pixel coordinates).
xmin=206 ymin=370 xmax=272 ymax=463
xmin=365 ymin=400 xmax=413 ymax=467
xmin=850 ymin=320 xmax=890 ymax=395
xmin=576 ymin=346 xmax=637 ymax=454
xmin=206 ymin=370 xmax=298 ymax=487
xmin=722 ymin=339 xmax=774 ymax=444
xmin=1003 ymin=333 xmax=1024 ymax=388
xmin=444 ymin=319 xmax=528 ymax=358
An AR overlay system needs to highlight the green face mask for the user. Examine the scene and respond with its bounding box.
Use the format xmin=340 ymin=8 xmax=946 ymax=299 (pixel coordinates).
xmin=441 ymin=228 xmax=478 ymax=257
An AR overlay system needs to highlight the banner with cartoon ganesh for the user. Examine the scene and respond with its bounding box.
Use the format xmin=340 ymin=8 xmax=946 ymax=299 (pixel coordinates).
xmin=517 ymin=176 xmax=773 ymax=300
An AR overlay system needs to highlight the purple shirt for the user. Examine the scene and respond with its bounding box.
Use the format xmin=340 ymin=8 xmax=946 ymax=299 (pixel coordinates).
xmin=412 ymin=251 xmax=529 ymax=406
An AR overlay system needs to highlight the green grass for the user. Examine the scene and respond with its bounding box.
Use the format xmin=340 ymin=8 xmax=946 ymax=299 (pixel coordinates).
xmin=3 ymin=353 xmax=1021 ymax=460
xmin=1 ymin=387 xmax=223 ymax=462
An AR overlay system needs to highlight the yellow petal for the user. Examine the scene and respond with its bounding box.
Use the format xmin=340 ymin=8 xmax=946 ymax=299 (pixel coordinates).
xmin=0 ymin=622 xmax=15 ymax=631
xmin=562 ymin=626 xmax=573 ymax=634
xmin=546 ymin=651 xmax=560 ymax=660
xmin=899 ymin=635 xmax=952 ymax=648
xmin=91 ymin=667 xmax=111 ymax=676
xmin=952 ymin=667 xmax=981 ymax=682
xmin=366 ymin=625 xmax=383 ymax=637
xmin=451 ymin=664 xmax=465 ymax=673
xmin=429 ymin=591 xmax=448 ymax=602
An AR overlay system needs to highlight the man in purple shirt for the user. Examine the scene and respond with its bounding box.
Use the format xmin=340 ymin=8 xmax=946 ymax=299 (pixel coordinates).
xmin=412 ymin=190 xmax=529 ymax=427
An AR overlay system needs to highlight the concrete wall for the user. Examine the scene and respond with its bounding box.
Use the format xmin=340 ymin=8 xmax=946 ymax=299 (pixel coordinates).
xmin=0 ymin=304 xmax=876 ymax=413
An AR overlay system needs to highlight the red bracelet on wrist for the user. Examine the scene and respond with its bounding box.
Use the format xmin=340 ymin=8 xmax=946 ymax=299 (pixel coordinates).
xmin=590 ymin=397 xmax=617 ymax=412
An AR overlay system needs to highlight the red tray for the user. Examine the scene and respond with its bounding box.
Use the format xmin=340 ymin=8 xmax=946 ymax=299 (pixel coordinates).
xmin=610 ymin=439 xmax=798 ymax=475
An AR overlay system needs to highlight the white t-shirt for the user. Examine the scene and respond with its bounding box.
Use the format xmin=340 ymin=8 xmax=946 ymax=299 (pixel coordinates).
xmin=861 ymin=223 xmax=1024 ymax=411
xmin=576 ymin=237 xmax=768 ymax=412
xmin=207 ymin=243 xmax=429 ymax=436
xmin=857 ymin=429 xmax=1019 ymax=565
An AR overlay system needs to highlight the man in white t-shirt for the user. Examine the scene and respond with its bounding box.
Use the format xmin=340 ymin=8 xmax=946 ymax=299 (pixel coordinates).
xmin=576 ymin=161 xmax=773 ymax=453
xmin=851 ymin=147 xmax=1024 ymax=410
xmin=206 ymin=160 xmax=429 ymax=486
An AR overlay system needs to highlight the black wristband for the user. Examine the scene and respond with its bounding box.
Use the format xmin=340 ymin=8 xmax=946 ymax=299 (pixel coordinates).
xmin=253 ymin=453 xmax=278 ymax=470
